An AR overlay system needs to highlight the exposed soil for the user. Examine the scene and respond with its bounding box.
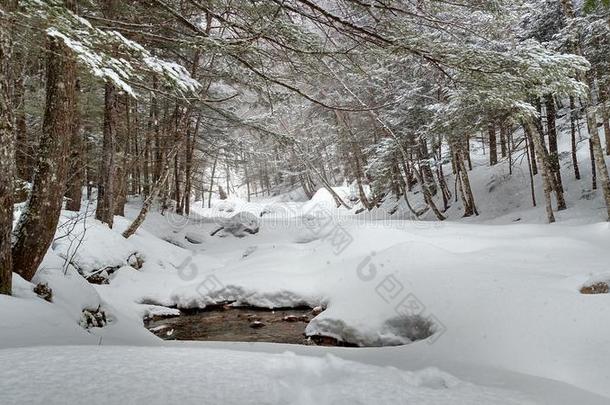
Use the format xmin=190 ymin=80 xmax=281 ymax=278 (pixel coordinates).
xmin=145 ymin=305 xmax=351 ymax=346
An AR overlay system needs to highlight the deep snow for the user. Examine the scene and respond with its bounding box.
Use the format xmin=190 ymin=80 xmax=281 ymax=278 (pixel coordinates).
xmin=2 ymin=123 xmax=610 ymax=404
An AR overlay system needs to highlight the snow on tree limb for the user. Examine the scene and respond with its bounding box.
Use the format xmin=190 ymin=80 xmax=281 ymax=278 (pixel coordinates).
xmin=24 ymin=0 xmax=200 ymax=99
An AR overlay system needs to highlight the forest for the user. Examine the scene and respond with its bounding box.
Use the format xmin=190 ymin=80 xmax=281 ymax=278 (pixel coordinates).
xmin=1 ymin=1 xmax=610 ymax=404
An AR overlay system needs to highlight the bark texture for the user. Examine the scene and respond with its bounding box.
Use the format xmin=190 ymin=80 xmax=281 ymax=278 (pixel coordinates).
xmin=0 ymin=4 xmax=15 ymax=294
xmin=525 ymin=123 xmax=555 ymax=223
xmin=65 ymin=79 xmax=83 ymax=211
xmin=12 ymin=21 xmax=77 ymax=281
xmin=488 ymin=123 xmax=497 ymax=166
xmin=95 ymin=81 xmax=117 ymax=227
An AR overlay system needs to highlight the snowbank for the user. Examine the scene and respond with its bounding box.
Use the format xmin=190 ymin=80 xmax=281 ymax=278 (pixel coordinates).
xmin=0 ymin=346 xmax=549 ymax=405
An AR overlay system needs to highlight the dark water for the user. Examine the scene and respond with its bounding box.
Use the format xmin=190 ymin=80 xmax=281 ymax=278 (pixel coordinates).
xmin=145 ymin=305 xmax=318 ymax=345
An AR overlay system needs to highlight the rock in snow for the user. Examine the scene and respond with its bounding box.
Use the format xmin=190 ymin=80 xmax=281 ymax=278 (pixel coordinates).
xmin=210 ymin=212 xmax=260 ymax=238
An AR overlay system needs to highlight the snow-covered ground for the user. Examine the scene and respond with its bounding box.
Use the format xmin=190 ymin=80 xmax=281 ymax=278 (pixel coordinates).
xmin=2 ymin=124 xmax=610 ymax=404
xmin=2 ymin=197 xmax=610 ymax=403
xmin=2 ymin=345 xmax=593 ymax=405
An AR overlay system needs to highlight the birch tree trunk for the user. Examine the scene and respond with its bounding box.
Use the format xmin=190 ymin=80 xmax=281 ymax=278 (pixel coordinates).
xmin=525 ymin=123 xmax=555 ymax=223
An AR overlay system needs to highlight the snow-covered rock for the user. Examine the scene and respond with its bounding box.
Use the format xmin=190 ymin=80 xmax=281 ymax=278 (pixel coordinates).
xmin=211 ymin=211 xmax=260 ymax=238
xmin=52 ymin=213 xmax=138 ymax=276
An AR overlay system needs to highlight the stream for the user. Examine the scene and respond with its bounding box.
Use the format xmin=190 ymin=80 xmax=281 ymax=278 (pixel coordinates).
xmin=145 ymin=305 xmax=348 ymax=346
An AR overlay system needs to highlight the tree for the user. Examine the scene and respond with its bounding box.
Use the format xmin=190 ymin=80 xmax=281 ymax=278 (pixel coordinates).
xmin=0 ymin=1 xmax=16 ymax=295
xmin=65 ymin=78 xmax=83 ymax=211
xmin=559 ymin=0 xmax=610 ymax=220
xmin=12 ymin=0 xmax=77 ymax=281
xmin=95 ymin=80 xmax=117 ymax=227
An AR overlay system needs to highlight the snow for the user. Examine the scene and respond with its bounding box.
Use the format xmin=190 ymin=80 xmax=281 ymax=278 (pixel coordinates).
xmin=33 ymin=249 xmax=101 ymax=322
xmin=0 ymin=274 xmax=96 ymax=348
xmin=3 ymin=123 xmax=610 ymax=402
xmin=52 ymin=212 xmax=138 ymax=276
xmin=39 ymin=4 xmax=200 ymax=99
xmin=0 ymin=345 xmax=591 ymax=405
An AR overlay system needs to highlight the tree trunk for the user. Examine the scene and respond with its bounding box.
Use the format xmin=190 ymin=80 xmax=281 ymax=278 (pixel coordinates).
xmin=0 ymin=5 xmax=15 ymax=294
xmin=131 ymin=101 xmax=141 ymax=195
xmin=419 ymin=140 xmax=437 ymax=196
xmin=410 ymin=161 xmax=445 ymax=220
xmin=488 ymin=123 xmax=497 ymax=166
xmin=598 ymin=82 xmax=610 ymax=155
xmin=14 ymin=51 xmax=29 ymax=182
xmin=590 ymin=139 xmax=597 ymax=190
xmin=152 ymin=82 xmax=162 ymax=184
xmin=12 ymin=16 xmax=77 ymax=280
xmin=545 ymin=95 xmax=566 ymax=210
xmin=224 ymin=160 xmax=230 ymax=198
xmin=295 ymin=145 xmax=350 ymax=208
xmin=436 ymin=144 xmax=451 ymax=211
xmin=95 ymin=82 xmax=117 ymax=227
xmin=142 ymin=97 xmax=153 ymax=196
xmin=525 ymin=133 xmax=537 ymax=207
xmin=299 ymin=173 xmax=314 ymax=199
xmin=122 ymin=168 xmax=169 ymax=239
xmin=529 ymin=125 xmax=538 ymax=175
xmin=586 ymin=108 xmax=610 ymax=220
xmin=499 ymin=124 xmax=507 ymax=158
xmin=65 ymin=79 xmax=83 ymax=211
xmin=569 ymin=96 xmax=581 ymax=180
xmin=334 ymin=110 xmax=371 ymax=209
xmin=465 ymin=134 xmax=473 ymax=170
xmin=123 ymin=149 xmax=182 ymax=238
xmin=508 ymin=127 xmax=513 ymax=176
xmin=352 ymin=148 xmax=371 ymax=209
xmin=525 ymin=123 xmax=555 ymax=223
xmin=455 ymin=143 xmax=478 ymax=217
xmin=184 ymin=114 xmax=200 ymax=215
xmin=122 ymin=147 xmax=181 ymax=239
xmin=113 ymin=95 xmax=129 ymax=216
xmin=603 ymin=103 xmax=610 ymax=156
xmin=173 ymin=152 xmax=182 ymax=214
xmin=208 ymin=155 xmax=218 ymax=208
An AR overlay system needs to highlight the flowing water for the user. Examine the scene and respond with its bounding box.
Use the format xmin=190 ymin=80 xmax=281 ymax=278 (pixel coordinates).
xmin=145 ymin=305 xmax=325 ymax=345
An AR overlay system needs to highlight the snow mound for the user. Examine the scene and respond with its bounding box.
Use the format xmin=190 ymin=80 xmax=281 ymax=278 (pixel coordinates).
xmin=0 ymin=275 xmax=96 ymax=348
xmin=0 ymin=346 xmax=537 ymax=405
xmin=52 ymin=213 xmax=138 ymax=275
xmin=170 ymin=283 xmax=315 ymax=309
xmin=33 ymin=249 xmax=102 ymax=322
xmin=210 ymin=211 xmax=260 ymax=238
xmin=302 ymin=187 xmax=353 ymax=213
